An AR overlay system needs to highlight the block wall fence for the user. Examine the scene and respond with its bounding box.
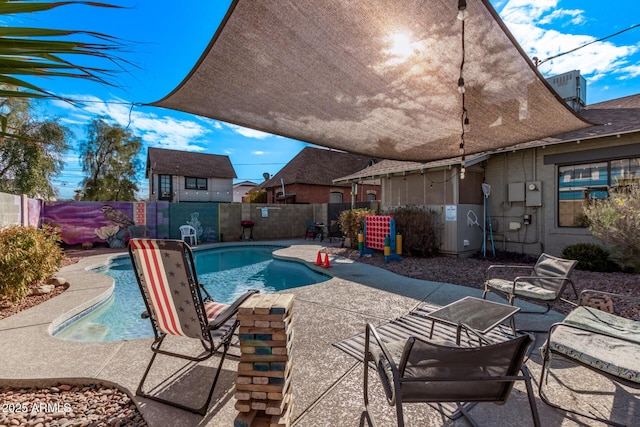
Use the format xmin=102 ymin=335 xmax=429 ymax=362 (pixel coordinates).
xmin=0 ymin=191 xmax=367 ymax=247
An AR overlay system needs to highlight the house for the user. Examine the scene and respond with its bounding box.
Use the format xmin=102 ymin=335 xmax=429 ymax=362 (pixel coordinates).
xmin=335 ymin=92 xmax=640 ymax=258
xmin=233 ymin=181 xmax=258 ymax=202
xmin=256 ymin=147 xmax=380 ymax=204
xmin=146 ymin=147 xmax=237 ymax=203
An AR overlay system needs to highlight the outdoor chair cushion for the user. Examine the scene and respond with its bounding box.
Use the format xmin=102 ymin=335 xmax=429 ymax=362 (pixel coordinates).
xmin=485 ymin=278 xmax=558 ymax=301
xmin=545 ymin=306 xmax=640 ymax=384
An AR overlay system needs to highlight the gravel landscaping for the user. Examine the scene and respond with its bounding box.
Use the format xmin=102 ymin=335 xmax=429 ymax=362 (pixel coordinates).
xmin=0 ymin=384 xmax=146 ymax=427
xmin=324 ymin=246 xmax=640 ymax=320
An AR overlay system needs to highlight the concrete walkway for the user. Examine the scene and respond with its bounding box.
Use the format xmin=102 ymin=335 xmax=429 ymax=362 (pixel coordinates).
xmin=0 ymin=240 xmax=637 ymax=426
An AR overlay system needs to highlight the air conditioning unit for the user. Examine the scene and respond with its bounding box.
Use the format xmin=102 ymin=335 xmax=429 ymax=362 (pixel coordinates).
xmin=547 ymin=70 xmax=586 ymax=111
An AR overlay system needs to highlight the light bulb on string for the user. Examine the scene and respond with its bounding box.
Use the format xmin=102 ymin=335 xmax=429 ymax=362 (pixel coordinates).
xmin=457 ymin=0 xmax=468 ymax=21
xmin=457 ymin=77 xmax=465 ymax=94
xmin=463 ymin=116 xmax=470 ymax=132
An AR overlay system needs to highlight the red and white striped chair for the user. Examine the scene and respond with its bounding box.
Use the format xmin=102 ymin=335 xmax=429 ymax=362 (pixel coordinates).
xmin=128 ymin=238 xmax=258 ymax=415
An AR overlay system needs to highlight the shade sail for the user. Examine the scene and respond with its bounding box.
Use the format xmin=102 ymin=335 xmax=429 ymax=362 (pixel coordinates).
xmin=151 ymin=0 xmax=591 ymax=162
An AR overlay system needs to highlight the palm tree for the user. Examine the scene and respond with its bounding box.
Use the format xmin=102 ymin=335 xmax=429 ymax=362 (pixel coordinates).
xmin=0 ymin=1 xmax=124 ymax=101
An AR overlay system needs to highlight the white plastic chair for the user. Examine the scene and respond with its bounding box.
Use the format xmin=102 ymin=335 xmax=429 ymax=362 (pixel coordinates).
xmin=179 ymin=225 xmax=197 ymax=246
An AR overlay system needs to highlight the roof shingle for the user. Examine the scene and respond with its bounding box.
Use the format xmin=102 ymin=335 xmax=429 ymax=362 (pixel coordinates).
xmin=259 ymin=147 xmax=376 ymax=188
xmin=146 ymin=147 xmax=237 ymax=179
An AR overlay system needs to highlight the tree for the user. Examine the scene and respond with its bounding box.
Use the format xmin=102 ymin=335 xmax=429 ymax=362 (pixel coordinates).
xmin=0 ymin=95 xmax=69 ymax=199
xmin=79 ymin=117 xmax=142 ymax=201
xmin=583 ymin=184 xmax=640 ymax=272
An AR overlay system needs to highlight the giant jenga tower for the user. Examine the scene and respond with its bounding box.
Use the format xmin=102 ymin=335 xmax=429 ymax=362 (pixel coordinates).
xmin=234 ymin=293 xmax=294 ymax=427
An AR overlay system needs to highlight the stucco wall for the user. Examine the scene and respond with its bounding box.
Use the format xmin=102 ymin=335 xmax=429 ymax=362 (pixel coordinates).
xmin=483 ymin=134 xmax=640 ymax=257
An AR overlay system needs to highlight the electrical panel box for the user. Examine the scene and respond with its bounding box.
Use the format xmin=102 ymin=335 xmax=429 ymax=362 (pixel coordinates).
xmin=525 ymin=181 xmax=542 ymax=206
xmin=508 ymin=182 xmax=525 ymax=202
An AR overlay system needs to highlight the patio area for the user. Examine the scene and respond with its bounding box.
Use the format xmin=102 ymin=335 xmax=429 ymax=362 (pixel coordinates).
xmin=0 ymin=240 xmax=638 ymax=426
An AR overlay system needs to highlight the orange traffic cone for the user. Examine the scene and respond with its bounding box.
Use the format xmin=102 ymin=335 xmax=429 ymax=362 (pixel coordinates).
xmin=315 ymin=251 xmax=323 ymax=266
xmin=322 ymin=253 xmax=332 ymax=268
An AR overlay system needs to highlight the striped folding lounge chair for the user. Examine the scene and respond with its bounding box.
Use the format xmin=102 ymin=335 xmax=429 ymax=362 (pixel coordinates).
xmin=128 ymin=238 xmax=258 ymax=415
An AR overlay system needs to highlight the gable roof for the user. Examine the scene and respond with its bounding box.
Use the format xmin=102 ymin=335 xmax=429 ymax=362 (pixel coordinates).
xmin=146 ymin=147 xmax=237 ymax=179
xmin=234 ymin=180 xmax=258 ymax=188
xmin=259 ymin=147 xmax=376 ymax=189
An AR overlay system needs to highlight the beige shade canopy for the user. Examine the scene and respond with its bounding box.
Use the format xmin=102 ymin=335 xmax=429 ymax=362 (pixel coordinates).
xmin=151 ymin=0 xmax=591 ymax=162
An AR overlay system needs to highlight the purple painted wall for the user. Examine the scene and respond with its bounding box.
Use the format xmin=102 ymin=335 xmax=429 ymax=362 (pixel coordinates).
xmin=42 ymin=202 xmax=136 ymax=246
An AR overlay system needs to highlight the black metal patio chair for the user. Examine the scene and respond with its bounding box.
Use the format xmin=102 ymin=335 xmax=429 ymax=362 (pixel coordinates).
xmin=362 ymin=323 xmax=540 ymax=427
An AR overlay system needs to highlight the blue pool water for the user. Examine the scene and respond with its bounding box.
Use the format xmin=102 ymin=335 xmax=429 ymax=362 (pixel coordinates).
xmin=53 ymin=245 xmax=329 ymax=342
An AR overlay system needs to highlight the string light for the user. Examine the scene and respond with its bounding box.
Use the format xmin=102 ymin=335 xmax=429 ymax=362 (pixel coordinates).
xmin=457 ymin=0 xmax=468 ymax=21
xmin=457 ymin=0 xmax=468 ymax=179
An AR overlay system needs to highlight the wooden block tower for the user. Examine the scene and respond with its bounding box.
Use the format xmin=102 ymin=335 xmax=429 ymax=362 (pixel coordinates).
xmin=234 ymin=293 xmax=294 ymax=427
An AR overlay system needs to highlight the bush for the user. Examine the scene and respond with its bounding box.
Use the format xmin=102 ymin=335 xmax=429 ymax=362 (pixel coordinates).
xmin=562 ymin=243 xmax=617 ymax=272
xmin=0 ymin=225 xmax=64 ymax=302
xmin=338 ymin=208 xmax=376 ymax=248
xmin=388 ymin=206 xmax=441 ymax=257
xmin=244 ymin=189 xmax=266 ymax=203
xmin=582 ymin=184 xmax=640 ymax=272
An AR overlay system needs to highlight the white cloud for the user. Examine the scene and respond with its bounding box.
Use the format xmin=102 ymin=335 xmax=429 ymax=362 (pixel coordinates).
xmin=539 ymin=9 xmax=585 ymax=26
xmin=52 ymin=95 xmax=214 ymax=151
xmin=225 ymin=124 xmax=274 ymax=139
xmin=252 ymin=150 xmax=266 ymax=155
xmin=617 ymin=64 xmax=640 ymax=79
xmin=498 ymin=0 xmax=637 ymax=82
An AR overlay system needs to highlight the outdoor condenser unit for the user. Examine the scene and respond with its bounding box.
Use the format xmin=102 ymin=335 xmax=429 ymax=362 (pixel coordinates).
xmin=547 ymin=70 xmax=586 ymax=111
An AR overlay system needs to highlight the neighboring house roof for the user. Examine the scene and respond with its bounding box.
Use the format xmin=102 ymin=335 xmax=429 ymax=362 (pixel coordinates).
xmin=234 ymin=181 xmax=258 ymax=188
xmin=258 ymin=147 xmax=377 ymax=189
xmin=335 ymin=93 xmax=640 ymax=182
xmin=146 ymin=147 xmax=237 ymax=179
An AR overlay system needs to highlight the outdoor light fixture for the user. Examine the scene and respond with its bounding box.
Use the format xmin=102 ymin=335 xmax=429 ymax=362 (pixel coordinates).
xmin=457 ymin=0 xmax=468 ymax=21
xmin=457 ymin=77 xmax=465 ymax=93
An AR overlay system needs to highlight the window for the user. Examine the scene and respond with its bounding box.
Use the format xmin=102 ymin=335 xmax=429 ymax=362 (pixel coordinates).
xmin=367 ymin=192 xmax=376 ymax=201
xmin=330 ymin=191 xmax=343 ymax=203
xmin=558 ymin=158 xmax=640 ymax=227
xmin=159 ymin=175 xmax=172 ymax=200
xmin=185 ymin=177 xmax=207 ymax=190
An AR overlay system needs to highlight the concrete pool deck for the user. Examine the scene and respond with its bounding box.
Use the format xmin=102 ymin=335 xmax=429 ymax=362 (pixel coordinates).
xmin=0 ymin=240 xmax=638 ymax=426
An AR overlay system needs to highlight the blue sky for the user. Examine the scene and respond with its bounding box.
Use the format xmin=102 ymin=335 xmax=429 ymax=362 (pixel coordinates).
xmin=7 ymin=0 xmax=640 ymax=200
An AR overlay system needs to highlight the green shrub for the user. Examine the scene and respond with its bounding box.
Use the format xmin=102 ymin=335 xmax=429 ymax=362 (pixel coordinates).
xmin=0 ymin=225 xmax=64 ymax=302
xmin=561 ymin=243 xmax=616 ymax=272
xmin=582 ymin=184 xmax=640 ymax=272
xmin=388 ymin=206 xmax=441 ymax=257
xmin=338 ymin=208 xmax=376 ymax=248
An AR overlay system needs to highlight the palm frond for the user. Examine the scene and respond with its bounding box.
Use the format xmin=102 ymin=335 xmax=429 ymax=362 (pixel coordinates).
xmin=0 ymin=0 xmax=126 ymax=100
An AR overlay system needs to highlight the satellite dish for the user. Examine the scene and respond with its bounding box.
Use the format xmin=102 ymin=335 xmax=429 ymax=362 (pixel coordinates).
xmin=263 ymin=172 xmax=270 ymax=181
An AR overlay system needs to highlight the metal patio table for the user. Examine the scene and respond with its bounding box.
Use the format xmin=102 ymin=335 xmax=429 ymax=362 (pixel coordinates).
xmin=425 ymin=296 xmax=520 ymax=345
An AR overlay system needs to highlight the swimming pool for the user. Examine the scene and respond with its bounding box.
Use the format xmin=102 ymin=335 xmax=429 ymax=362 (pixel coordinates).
xmin=53 ymin=245 xmax=329 ymax=342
